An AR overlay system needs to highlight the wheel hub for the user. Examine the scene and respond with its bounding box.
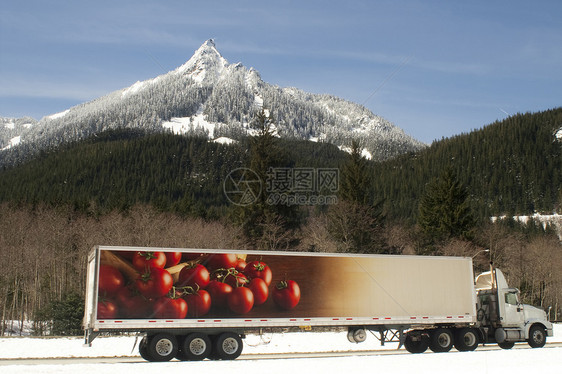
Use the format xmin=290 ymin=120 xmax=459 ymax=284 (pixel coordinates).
xmin=155 ymin=338 xmax=174 ymax=356
xmin=222 ymin=337 xmax=239 ymax=355
xmin=190 ymin=338 xmax=207 ymax=355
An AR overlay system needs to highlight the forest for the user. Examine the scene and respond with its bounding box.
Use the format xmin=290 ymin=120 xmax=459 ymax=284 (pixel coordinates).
xmin=0 ymin=108 xmax=561 ymax=335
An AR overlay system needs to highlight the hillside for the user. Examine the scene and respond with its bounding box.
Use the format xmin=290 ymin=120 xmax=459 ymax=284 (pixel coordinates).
xmin=373 ymin=108 xmax=562 ymax=220
xmin=0 ymin=130 xmax=347 ymax=216
xmin=0 ymin=108 xmax=559 ymax=221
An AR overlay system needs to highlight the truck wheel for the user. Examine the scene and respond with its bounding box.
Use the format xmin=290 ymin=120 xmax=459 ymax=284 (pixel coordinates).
xmin=498 ymin=341 xmax=515 ymax=349
xmin=146 ymin=333 xmax=178 ymax=362
xmin=453 ymin=328 xmax=479 ymax=351
xmin=213 ymin=332 xmax=243 ymax=360
xmin=404 ymin=332 xmax=429 ymax=353
xmin=429 ymin=328 xmax=454 ymax=353
xmin=180 ymin=333 xmax=212 ymax=360
xmin=139 ymin=336 xmax=155 ymax=362
xmin=527 ymin=325 xmax=546 ymax=348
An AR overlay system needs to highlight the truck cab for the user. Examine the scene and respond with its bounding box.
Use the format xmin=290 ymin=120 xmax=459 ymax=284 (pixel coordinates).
xmin=475 ymin=268 xmax=553 ymax=348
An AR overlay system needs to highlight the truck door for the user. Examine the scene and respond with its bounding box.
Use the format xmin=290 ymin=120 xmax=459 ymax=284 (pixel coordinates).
xmin=501 ymin=289 xmax=525 ymax=327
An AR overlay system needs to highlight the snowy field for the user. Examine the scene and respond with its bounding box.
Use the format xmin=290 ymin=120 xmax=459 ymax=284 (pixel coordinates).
xmin=1 ymin=324 xmax=561 ymax=374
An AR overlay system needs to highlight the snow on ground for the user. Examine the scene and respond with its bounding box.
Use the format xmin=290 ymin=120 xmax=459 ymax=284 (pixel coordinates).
xmin=46 ymin=109 xmax=70 ymax=120
xmin=121 ymin=80 xmax=147 ymax=98
xmin=1 ymin=136 xmax=21 ymax=151
xmin=1 ymin=329 xmax=561 ymax=374
xmin=213 ymin=136 xmax=237 ymax=145
xmin=0 ymin=324 xmax=560 ymax=358
xmin=337 ymin=145 xmax=372 ymax=160
xmin=161 ymin=107 xmax=216 ymax=138
xmin=253 ymin=94 xmax=263 ymax=107
xmin=492 ymin=213 xmax=562 ymax=240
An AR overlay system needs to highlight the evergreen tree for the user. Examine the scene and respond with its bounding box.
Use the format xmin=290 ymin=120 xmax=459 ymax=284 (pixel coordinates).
xmin=418 ymin=168 xmax=475 ymax=245
xmin=232 ymin=109 xmax=301 ymax=248
xmin=340 ymin=140 xmax=372 ymax=204
xmin=328 ymin=140 xmax=386 ymax=253
xmin=36 ymin=292 xmax=84 ymax=336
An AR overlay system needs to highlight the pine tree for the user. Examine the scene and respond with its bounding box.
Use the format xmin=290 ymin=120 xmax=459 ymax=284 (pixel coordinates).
xmin=340 ymin=140 xmax=372 ymax=204
xmin=231 ymin=109 xmax=301 ymax=248
xmin=418 ymin=168 xmax=475 ymax=245
xmin=328 ymin=140 xmax=386 ymax=253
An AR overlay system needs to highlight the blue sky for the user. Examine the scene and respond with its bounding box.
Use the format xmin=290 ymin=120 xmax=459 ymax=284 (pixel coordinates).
xmin=1 ymin=0 xmax=561 ymax=143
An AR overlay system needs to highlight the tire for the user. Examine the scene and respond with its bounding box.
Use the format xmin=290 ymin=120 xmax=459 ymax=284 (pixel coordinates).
xmin=180 ymin=333 xmax=212 ymax=361
xmin=527 ymin=325 xmax=546 ymax=348
xmin=213 ymin=332 xmax=243 ymax=360
xmin=429 ymin=328 xmax=454 ymax=353
xmin=347 ymin=328 xmax=367 ymax=343
xmin=454 ymin=328 xmax=479 ymax=352
xmin=139 ymin=336 xmax=155 ymax=362
xmin=146 ymin=333 xmax=178 ymax=362
xmin=404 ymin=331 xmax=429 ymax=354
xmin=498 ymin=341 xmax=515 ymax=349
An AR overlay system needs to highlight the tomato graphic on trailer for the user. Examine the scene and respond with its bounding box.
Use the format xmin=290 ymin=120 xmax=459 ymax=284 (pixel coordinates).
xmin=96 ymin=249 xmax=313 ymax=320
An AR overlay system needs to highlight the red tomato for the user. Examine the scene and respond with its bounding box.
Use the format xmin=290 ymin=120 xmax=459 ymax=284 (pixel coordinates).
xmin=114 ymin=287 xmax=153 ymax=318
xmin=227 ymin=287 xmax=254 ymax=314
xmin=206 ymin=280 xmax=232 ymax=308
xmin=244 ymin=261 xmax=273 ymax=286
xmin=205 ymin=253 xmax=238 ymax=270
xmin=184 ymin=289 xmax=212 ymax=317
xmin=178 ymin=264 xmax=210 ymax=289
xmin=132 ymin=251 xmax=167 ymax=271
xmin=272 ymin=280 xmax=301 ymax=310
xmin=224 ymin=271 xmax=248 ymax=288
xmin=98 ymin=265 xmax=125 ymax=296
xmin=235 ymin=258 xmax=247 ymax=272
xmin=164 ymin=252 xmax=182 ymax=267
xmin=248 ymin=278 xmax=269 ymax=305
xmin=153 ymin=296 xmax=188 ymax=319
xmin=97 ymin=300 xmax=119 ymax=319
xmin=135 ymin=267 xmax=174 ymax=299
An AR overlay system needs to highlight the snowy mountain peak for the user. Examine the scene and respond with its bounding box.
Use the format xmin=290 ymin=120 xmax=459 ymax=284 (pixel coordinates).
xmin=0 ymin=40 xmax=426 ymax=166
xmin=175 ymin=39 xmax=228 ymax=83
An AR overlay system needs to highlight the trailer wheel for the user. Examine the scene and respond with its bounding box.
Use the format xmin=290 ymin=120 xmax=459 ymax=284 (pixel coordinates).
xmin=429 ymin=328 xmax=454 ymax=353
xmin=453 ymin=328 xmax=479 ymax=351
xmin=146 ymin=333 xmax=178 ymax=362
xmin=498 ymin=341 xmax=515 ymax=349
xmin=213 ymin=332 xmax=243 ymax=360
xmin=404 ymin=331 xmax=429 ymax=353
xmin=180 ymin=333 xmax=212 ymax=360
xmin=347 ymin=328 xmax=367 ymax=343
xmin=527 ymin=325 xmax=546 ymax=348
xmin=139 ymin=336 xmax=156 ymax=362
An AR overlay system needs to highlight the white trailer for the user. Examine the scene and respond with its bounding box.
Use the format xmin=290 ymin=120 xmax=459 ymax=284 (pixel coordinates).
xmin=83 ymin=245 xmax=552 ymax=361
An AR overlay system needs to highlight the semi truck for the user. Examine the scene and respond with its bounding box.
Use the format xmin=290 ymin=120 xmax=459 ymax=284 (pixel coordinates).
xmin=83 ymin=245 xmax=553 ymax=361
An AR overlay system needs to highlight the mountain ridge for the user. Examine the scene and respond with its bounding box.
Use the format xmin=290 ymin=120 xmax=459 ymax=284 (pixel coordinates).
xmin=0 ymin=40 xmax=425 ymax=166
